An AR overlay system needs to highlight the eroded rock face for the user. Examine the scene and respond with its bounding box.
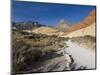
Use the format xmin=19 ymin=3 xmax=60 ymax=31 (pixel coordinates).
xmin=62 ymin=10 xmax=96 ymax=37
xmin=62 ymin=23 xmax=95 ymax=38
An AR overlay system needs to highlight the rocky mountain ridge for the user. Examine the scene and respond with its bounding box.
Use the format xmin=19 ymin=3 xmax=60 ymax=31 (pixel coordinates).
xmin=12 ymin=21 xmax=46 ymax=30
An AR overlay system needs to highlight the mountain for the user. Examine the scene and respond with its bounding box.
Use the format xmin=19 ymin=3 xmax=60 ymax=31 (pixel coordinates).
xmin=32 ymin=27 xmax=59 ymax=35
xmin=12 ymin=21 xmax=46 ymax=30
xmin=56 ymin=19 xmax=70 ymax=32
xmin=61 ymin=10 xmax=96 ymax=38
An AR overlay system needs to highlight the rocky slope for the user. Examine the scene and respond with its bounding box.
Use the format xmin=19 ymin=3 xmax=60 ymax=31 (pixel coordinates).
xmin=62 ymin=10 xmax=96 ymax=38
xmin=62 ymin=23 xmax=95 ymax=38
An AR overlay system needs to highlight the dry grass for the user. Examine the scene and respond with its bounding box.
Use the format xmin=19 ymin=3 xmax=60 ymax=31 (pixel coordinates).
xmin=12 ymin=30 xmax=68 ymax=73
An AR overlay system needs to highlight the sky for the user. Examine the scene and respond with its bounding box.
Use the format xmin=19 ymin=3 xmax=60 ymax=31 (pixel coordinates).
xmin=12 ymin=0 xmax=96 ymax=26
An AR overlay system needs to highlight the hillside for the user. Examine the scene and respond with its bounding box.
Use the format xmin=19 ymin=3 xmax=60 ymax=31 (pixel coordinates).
xmin=62 ymin=10 xmax=96 ymax=38
xmin=62 ymin=23 xmax=95 ymax=38
xmin=32 ymin=27 xmax=59 ymax=35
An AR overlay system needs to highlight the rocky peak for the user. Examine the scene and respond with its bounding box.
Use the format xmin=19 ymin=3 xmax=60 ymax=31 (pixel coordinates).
xmin=59 ymin=19 xmax=67 ymax=24
xmin=56 ymin=19 xmax=70 ymax=32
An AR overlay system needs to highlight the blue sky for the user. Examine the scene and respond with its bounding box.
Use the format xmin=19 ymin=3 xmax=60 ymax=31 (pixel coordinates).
xmin=12 ymin=1 xmax=96 ymax=26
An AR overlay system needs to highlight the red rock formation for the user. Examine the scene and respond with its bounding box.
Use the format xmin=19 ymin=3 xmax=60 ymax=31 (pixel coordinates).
xmin=63 ymin=9 xmax=96 ymax=35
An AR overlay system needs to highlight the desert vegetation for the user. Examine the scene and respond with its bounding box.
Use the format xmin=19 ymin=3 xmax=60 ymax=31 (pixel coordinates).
xmin=71 ymin=35 xmax=96 ymax=50
xmin=12 ymin=30 xmax=68 ymax=73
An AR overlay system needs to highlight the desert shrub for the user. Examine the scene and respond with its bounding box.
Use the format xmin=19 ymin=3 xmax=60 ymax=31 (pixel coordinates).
xmin=22 ymin=49 xmax=42 ymax=64
xmin=84 ymin=35 xmax=96 ymax=42
xmin=13 ymin=61 xmax=26 ymax=73
xmin=12 ymin=46 xmax=43 ymax=73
